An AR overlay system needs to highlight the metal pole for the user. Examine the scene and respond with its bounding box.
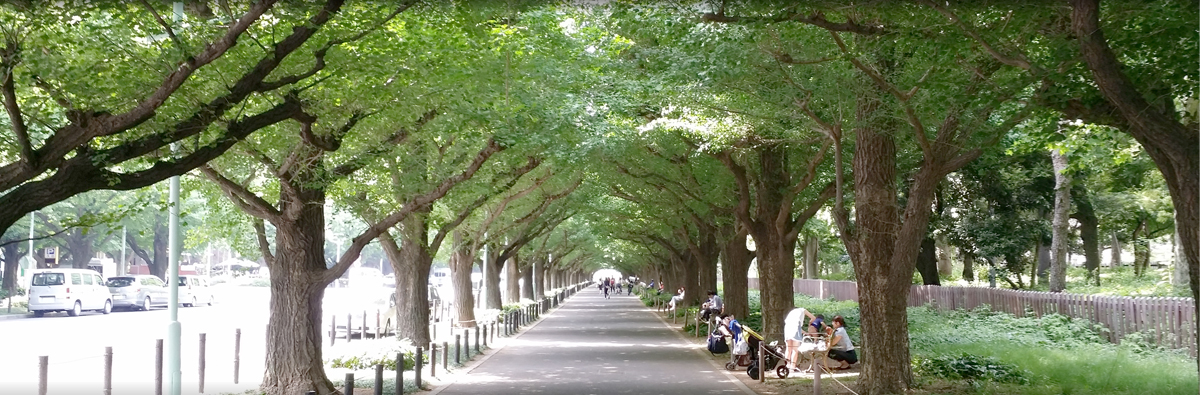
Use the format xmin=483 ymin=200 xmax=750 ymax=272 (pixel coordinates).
xmin=165 ymin=8 xmax=184 ymax=395
xmin=481 ymin=234 xmax=487 ymax=309
xmin=120 ymin=227 xmax=126 ymax=276
xmin=155 ymin=339 xmax=164 ymax=395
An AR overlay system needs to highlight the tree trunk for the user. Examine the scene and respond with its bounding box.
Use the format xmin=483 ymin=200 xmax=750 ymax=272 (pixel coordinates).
xmin=260 ymin=186 xmax=337 ymax=395
xmin=915 ymin=237 xmax=939 ymax=285
xmin=2 ymin=242 xmax=19 ymax=294
xmin=532 ymin=253 xmax=545 ymax=299
xmin=750 ymin=145 xmax=801 ymax=339
xmin=1132 ymin=220 xmax=1150 ymax=277
xmin=484 ymin=244 xmax=503 ymax=309
xmin=720 ymin=229 xmax=752 ymax=319
xmin=1071 ymin=0 xmax=1199 ymax=374
xmin=520 ymin=263 xmax=533 ymax=300
xmin=962 ymin=253 xmax=975 ymax=283
xmin=505 ymin=254 xmax=520 ymax=304
xmin=450 ymin=231 xmax=476 ymax=328
xmin=935 ymin=235 xmax=953 ymax=277
xmin=1035 ymin=241 xmax=1051 ymax=286
xmin=1175 ymin=228 xmax=1190 ymax=290
xmin=380 ymin=213 xmax=433 ymax=346
xmin=803 ymin=234 xmax=819 ymax=279
xmin=1049 ymin=149 xmax=1070 ymax=293
xmin=1110 ymin=231 xmax=1122 ymax=269
xmin=1075 ymin=189 xmax=1101 ymax=285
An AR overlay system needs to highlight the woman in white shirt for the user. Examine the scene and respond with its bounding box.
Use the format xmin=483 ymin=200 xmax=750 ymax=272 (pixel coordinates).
xmin=828 ymin=315 xmax=857 ymax=370
xmin=783 ymin=307 xmax=816 ymax=371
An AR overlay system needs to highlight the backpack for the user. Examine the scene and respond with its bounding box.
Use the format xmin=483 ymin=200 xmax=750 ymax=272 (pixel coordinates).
xmin=707 ymin=330 xmax=729 ymax=355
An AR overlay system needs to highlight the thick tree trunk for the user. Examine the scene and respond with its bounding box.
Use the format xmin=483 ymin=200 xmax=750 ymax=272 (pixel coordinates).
xmin=260 ymin=187 xmax=337 ymax=395
xmin=382 ymin=213 xmax=433 ymax=346
xmin=65 ymin=230 xmax=94 ymax=269
xmin=484 ymin=245 xmax=503 ymax=309
xmin=935 ymin=235 xmax=953 ymax=276
xmin=1175 ymin=229 xmax=1190 ymax=290
xmin=803 ymin=234 xmax=819 ymax=279
xmin=2 ymin=242 xmax=19 ymax=294
xmin=1075 ymin=190 xmax=1101 ymax=285
xmin=1049 ymin=149 xmax=1070 ymax=292
xmin=720 ymin=230 xmax=752 ymax=319
xmin=1132 ymin=222 xmax=1150 ymax=277
xmin=915 ymin=237 xmax=940 ymax=285
xmin=1071 ymin=0 xmax=1199 ymax=374
xmin=450 ymin=231 xmax=476 ymax=328
xmin=520 ymin=263 xmax=533 ymax=300
xmin=532 ymin=254 xmax=545 ymax=299
xmin=750 ymin=145 xmax=801 ymax=339
xmin=505 ymin=254 xmax=520 ymax=304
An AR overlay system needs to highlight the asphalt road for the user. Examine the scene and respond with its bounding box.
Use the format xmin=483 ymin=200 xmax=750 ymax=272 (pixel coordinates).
xmin=0 ymin=285 xmax=393 ymax=395
xmin=431 ymin=290 xmax=755 ymax=395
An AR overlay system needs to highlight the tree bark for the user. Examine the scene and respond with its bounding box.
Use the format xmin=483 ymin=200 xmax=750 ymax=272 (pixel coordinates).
xmin=505 ymin=253 xmax=520 ymax=304
xmin=1110 ymin=231 xmax=1122 ymax=269
xmin=1049 ymin=149 xmax=1070 ymax=292
xmin=803 ymin=234 xmax=819 ymax=279
xmin=2 ymin=242 xmax=19 ymax=295
xmin=1132 ymin=220 xmax=1150 ymax=277
xmin=962 ymin=253 xmax=975 ymax=283
xmin=520 ymin=262 xmax=533 ymax=300
xmin=1074 ymin=188 xmax=1101 ymax=285
xmin=450 ymin=230 xmax=476 ymax=328
xmin=1175 ymin=228 xmax=1190 ymax=290
xmin=484 ymin=243 xmax=503 ymax=309
xmin=1035 ymin=242 xmax=1050 ymax=286
xmin=915 ymin=237 xmax=940 ymax=285
xmin=719 ymin=229 xmax=752 ymax=319
xmin=380 ymin=214 xmax=433 ymax=346
xmin=1071 ymin=0 xmax=1199 ymax=372
xmin=532 ymin=253 xmax=545 ymax=299
xmin=935 ymin=235 xmax=953 ymax=277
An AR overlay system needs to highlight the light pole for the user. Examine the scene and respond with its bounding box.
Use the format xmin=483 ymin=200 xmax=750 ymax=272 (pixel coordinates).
xmin=165 ymin=5 xmax=184 ymax=395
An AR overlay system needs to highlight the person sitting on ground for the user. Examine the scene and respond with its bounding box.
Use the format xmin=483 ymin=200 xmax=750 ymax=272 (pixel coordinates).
xmin=700 ymin=290 xmax=724 ymax=321
xmin=782 ymin=306 xmax=817 ymax=371
xmin=827 ymin=315 xmax=857 ymax=370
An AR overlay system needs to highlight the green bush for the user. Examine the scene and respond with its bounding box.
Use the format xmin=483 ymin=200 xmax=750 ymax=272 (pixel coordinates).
xmin=324 ymin=338 xmax=418 ymax=371
xmin=913 ymin=353 xmax=1030 ymax=384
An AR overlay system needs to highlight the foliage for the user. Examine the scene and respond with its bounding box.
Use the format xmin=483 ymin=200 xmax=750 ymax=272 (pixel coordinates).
xmin=1060 ymin=266 xmax=1189 ymax=297
xmin=912 ymin=353 xmax=1030 ymax=384
xmin=324 ymin=338 xmax=419 ymax=371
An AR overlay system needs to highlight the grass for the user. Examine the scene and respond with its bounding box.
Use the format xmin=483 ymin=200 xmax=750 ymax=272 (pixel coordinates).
xmin=748 ymin=292 xmax=1198 ymax=395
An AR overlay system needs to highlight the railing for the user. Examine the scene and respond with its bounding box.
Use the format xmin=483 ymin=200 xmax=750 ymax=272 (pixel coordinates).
xmin=748 ymin=278 xmax=1196 ymax=357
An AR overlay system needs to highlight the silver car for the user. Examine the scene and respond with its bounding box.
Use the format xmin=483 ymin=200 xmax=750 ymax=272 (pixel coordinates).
xmin=106 ymin=275 xmax=169 ymax=311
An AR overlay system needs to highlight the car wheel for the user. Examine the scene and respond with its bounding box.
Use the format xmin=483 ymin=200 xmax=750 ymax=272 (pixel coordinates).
xmin=206 ymin=296 xmax=214 ymax=306
xmin=68 ymin=301 xmax=82 ymax=317
xmin=142 ymin=297 xmax=151 ymax=311
xmin=189 ymin=296 xmax=197 ymax=307
xmin=102 ymin=300 xmax=112 ymax=315
xmin=32 ymin=310 xmax=45 ymax=317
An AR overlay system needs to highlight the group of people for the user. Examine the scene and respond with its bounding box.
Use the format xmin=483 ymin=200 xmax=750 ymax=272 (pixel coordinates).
xmin=597 ymin=278 xmax=633 ymax=298
xmin=783 ymin=306 xmax=856 ymax=371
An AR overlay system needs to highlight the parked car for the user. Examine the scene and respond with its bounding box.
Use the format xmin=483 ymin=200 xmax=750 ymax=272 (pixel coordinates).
xmin=177 ymin=275 xmax=214 ymax=307
xmin=107 ymin=275 xmax=170 ymax=311
xmin=27 ymin=268 xmax=112 ymax=317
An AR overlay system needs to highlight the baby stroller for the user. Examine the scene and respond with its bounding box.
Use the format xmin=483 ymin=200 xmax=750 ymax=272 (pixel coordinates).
xmin=735 ymin=327 xmax=791 ymax=379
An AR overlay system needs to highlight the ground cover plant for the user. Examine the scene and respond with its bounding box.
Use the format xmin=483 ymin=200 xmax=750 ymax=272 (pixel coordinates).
xmin=745 ymin=293 xmax=1198 ymax=394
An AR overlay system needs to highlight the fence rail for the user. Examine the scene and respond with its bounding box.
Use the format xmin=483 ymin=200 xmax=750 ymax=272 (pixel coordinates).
xmin=748 ymin=278 xmax=1196 ymax=357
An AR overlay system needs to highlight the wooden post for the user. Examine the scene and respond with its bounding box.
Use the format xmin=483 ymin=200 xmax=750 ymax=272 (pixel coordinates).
xmin=233 ymin=328 xmax=241 ymax=384
xmin=38 ymin=356 xmax=48 ymax=395
xmin=395 ymin=352 xmax=404 ymax=395
xmin=482 ymin=324 xmax=488 ymax=348
xmin=199 ymin=333 xmax=207 ymax=393
xmin=374 ymin=363 xmax=384 ymax=395
xmin=347 ymin=313 xmax=353 ymax=342
xmin=415 ymin=346 xmax=423 ymax=389
xmin=344 ymin=372 xmax=354 ymax=395
xmin=155 ymin=339 xmax=164 ymax=395
xmin=813 ymin=352 xmax=822 ymax=395
xmin=331 ymin=315 xmax=337 ymax=346
xmin=758 ymin=342 xmax=765 ymax=383
xmin=376 ymin=309 xmax=382 ymax=339
xmin=104 ymin=347 xmax=113 ymax=395
xmin=455 ymin=334 xmax=461 ymax=365
xmin=475 ymin=327 xmax=481 ymax=353
xmin=430 ymin=343 xmax=438 ymax=376
xmin=441 ymin=341 xmax=448 ymax=371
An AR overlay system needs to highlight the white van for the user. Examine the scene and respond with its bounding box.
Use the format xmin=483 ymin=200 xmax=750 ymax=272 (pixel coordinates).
xmin=28 ymin=268 xmax=113 ymax=317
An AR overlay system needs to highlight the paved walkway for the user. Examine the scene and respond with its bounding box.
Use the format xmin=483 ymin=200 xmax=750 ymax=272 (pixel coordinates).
xmin=432 ymin=290 xmax=755 ymax=395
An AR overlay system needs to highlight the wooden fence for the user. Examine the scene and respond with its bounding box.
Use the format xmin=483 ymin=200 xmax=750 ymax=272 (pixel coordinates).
xmin=747 ymin=278 xmax=1196 ymax=357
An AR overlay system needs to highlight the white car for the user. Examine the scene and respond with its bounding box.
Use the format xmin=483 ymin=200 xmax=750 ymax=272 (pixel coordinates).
xmin=177 ymin=275 xmax=214 ymax=307
xmin=27 ymin=269 xmax=113 ymax=317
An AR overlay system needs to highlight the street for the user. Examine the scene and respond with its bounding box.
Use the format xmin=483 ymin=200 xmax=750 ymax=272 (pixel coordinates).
xmin=0 ymin=285 xmax=393 ymax=395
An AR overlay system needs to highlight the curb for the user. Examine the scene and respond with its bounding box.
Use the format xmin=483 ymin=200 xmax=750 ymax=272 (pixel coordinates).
xmin=0 ymin=313 xmax=29 ymax=321
xmin=649 ymin=300 xmax=759 ymax=395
